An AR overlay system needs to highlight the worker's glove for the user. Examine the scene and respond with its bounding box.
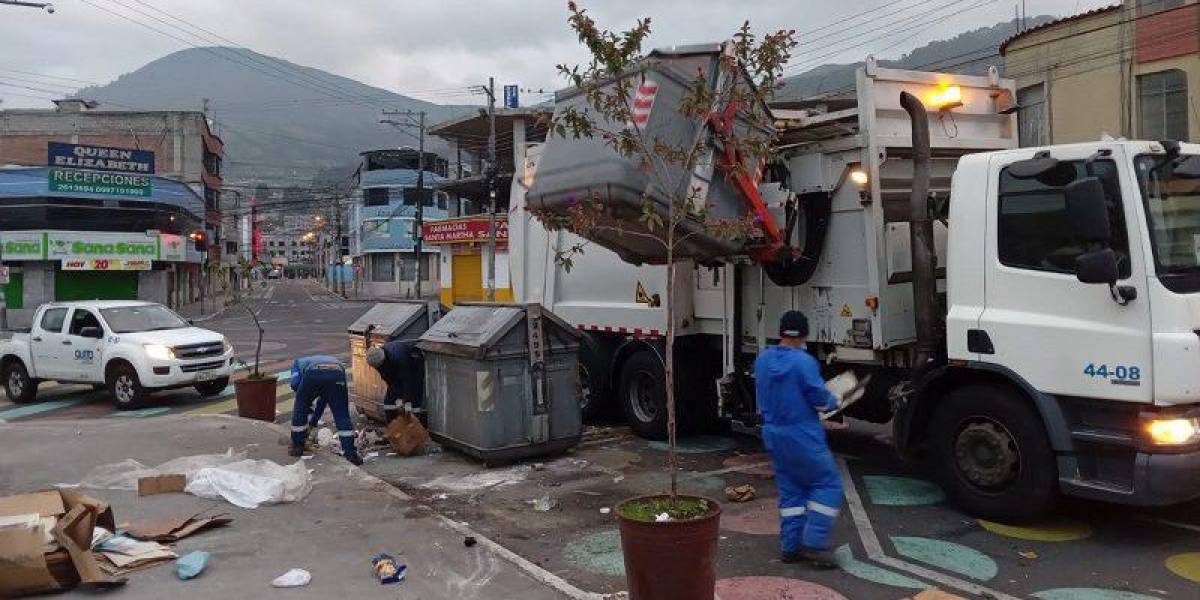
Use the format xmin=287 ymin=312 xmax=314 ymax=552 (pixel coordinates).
xmin=825 ymin=372 xmax=866 ymax=408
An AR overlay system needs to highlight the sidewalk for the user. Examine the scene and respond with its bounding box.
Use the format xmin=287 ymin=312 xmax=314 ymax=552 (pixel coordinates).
xmin=0 ymin=415 xmax=573 ymax=600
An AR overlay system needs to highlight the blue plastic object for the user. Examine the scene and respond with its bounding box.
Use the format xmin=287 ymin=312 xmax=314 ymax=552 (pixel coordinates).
xmin=175 ymin=551 xmax=210 ymax=580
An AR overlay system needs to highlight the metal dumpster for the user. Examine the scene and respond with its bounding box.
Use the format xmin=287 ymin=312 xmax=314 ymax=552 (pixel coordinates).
xmin=418 ymin=303 xmax=582 ymax=464
xmin=347 ymin=302 xmax=437 ymax=422
xmin=526 ymin=42 xmax=773 ymax=265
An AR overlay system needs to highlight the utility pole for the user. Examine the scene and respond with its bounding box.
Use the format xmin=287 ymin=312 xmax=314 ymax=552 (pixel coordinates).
xmin=484 ymin=77 xmax=498 ymax=301
xmin=380 ymin=110 xmax=428 ymax=298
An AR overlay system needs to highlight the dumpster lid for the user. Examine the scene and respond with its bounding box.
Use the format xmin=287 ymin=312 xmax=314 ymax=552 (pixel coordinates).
xmin=347 ymin=302 xmax=428 ymax=336
xmin=417 ymin=305 xmax=525 ymax=351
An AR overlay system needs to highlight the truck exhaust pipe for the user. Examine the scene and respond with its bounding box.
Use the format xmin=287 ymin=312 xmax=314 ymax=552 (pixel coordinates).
xmin=900 ymin=91 xmax=938 ymax=376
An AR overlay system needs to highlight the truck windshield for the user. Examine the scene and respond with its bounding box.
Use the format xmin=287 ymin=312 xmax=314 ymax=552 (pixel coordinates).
xmin=1135 ymin=154 xmax=1200 ymax=293
xmin=99 ymin=305 xmax=190 ymax=333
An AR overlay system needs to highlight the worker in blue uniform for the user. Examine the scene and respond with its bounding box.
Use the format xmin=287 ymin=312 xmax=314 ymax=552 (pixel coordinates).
xmin=754 ymin=310 xmax=843 ymax=568
xmin=365 ymin=339 xmax=424 ymax=423
xmin=288 ymin=355 xmax=362 ymax=465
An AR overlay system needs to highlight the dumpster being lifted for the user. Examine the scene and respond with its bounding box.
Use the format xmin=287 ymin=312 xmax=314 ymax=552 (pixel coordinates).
xmin=526 ymin=42 xmax=782 ymax=265
xmin=347 ymin=302 xmax=437 ymax=422
xmin=418 ymin=304 xmax=582 ymax=464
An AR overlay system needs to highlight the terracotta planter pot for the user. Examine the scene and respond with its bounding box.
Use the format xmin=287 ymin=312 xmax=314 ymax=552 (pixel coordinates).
xmin=616 ymin=495 xmax=722 ymax=600
xmin=234 ymin=377 xmax=277 ymax=422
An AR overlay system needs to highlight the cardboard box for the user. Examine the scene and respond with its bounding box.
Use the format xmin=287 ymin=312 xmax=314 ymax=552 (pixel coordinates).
xmin=0 ymin=489 xmax=125 ymax=597
xmin=137 ymin=474 xmax=187 ymax=496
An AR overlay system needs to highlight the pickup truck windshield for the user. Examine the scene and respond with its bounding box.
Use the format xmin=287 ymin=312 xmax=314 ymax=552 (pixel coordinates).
xmin=1135 ymin=154 xmax=1200 ymax=293
xmin=99 ymin=305 xmax=189 ymax=333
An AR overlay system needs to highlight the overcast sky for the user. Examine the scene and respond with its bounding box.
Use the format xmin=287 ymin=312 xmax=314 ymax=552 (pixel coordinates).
xmin=0 ymin=0 xmax=1115 ymax=109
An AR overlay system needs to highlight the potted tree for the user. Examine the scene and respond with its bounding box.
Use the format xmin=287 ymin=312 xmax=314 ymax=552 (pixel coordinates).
xmin=537 ymin=4 xmax=795 ymax=598
xmin=233 ymin=303 xmax=276 ymax=421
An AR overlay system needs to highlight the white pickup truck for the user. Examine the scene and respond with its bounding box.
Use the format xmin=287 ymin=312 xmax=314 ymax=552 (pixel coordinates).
xmin=1 ymin=301 xmax=235 ymax=409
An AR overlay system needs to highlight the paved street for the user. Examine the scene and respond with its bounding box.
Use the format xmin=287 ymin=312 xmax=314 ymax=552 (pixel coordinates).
xmin=3 ymin=279 xmax=1199 ymax=599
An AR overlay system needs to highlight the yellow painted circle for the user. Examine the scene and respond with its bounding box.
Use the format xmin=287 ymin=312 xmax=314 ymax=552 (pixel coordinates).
xmin=1166 ymin=552 xmax=1200 ymax=583
xmin=978 ymin=519 xmax=1093 ymax=542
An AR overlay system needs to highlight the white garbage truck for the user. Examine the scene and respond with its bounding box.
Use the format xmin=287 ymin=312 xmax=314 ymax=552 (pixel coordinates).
xmin=516 ymin=48 xmax=1200 ymax=521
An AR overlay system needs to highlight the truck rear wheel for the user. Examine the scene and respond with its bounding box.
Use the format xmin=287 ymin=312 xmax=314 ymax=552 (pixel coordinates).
xmin=108 ymin=363 xmax=148 ymax=410
xmin=930 ymin=384 xmax=1057 ymax=523
xmin=3 ymin=361 xmax=38 ymax=404
xmin=618 ymin=350 xmax=668 ymax=440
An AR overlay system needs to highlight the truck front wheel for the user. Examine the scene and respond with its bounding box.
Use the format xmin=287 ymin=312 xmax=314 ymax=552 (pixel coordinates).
xmin=618 ymin=350 xmax=668 ymax=440
xmin=3 ymin=361 xmax=38 ymax=404
xmin=108 ymin=363 xmax=148 ymax=410
xmin=930 ymin=384 xmax=1057 ymax=523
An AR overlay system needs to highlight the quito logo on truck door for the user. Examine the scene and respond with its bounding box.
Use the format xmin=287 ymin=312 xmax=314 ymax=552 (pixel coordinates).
xmin=74 ymin=349 xmax=95 ymax=364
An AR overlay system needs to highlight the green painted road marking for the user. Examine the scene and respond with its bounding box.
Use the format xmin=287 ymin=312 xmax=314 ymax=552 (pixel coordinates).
xmin=563 ymin=529 xmax=624 ymax=577
xmin=863 ymin=475 xmax=945 ymax=506
xmin=1032 ymin=589 xmax=1163 ymax=600
xmin=111 ymin=407 xmax=172 ymax=418
xmin=0 ymin=397 xmax=87 ymax=420
xmin=890 ymin=536 xmax=998 ymax=582
xmin=833 ymin=545 xmax=926 ymax=589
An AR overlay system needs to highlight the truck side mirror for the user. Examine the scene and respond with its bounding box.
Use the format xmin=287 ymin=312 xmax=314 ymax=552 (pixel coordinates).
xmin=1065 ymin=177 xmax=1111 ymax=244
xmin=80 ymin=326 xmax=103 ymax=339
xmin=1075 ymin=248 xmax=1119 ymax=285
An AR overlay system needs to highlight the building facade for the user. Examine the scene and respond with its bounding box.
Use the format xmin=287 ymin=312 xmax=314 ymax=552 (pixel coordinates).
xmin=350 ymin=148 xmax=448 ymax=298
xmin=0 ymin=100 xmax=229 ymax=300
xmin=1001 ymin=1 xmax=1198 ymax=145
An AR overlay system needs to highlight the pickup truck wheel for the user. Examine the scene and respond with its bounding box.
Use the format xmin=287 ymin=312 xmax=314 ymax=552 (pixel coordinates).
xmin=930 ymin=384 xmax=1057 ymax=523
xmin=108 ymin=364 xmax=148 ymax=410
xmin=618 ymin=351 xmax=668 ymax=440
xmin=194 ymin=377 xmax=230 ymax=397
xmin=3 ymin=361 xmax=38 ymax=404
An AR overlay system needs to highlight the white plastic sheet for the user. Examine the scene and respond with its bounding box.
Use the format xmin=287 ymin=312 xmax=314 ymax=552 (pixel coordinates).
xmin=185 ymin=459 xmax=312 ymax=509
xmin=77 ymin=450 xmax=246 ymax=491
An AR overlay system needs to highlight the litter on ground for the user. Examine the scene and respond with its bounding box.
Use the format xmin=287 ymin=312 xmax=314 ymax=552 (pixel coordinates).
xmin=271 ymin=568 xmax=312 ymax=588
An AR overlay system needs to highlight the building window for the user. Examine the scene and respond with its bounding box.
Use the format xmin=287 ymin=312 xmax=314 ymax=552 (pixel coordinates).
xmin=370 ymin=253 xmax=395 ymax=282
xmin=1138 ymin=70 xmax=1188 ymax=141
xmin=225 ymin=241 xmax=237 ymax=254
xmin=998 ymin=159 xmax=1130 ymax=276
xmin=364 ymin=188 xmax=390 ymax=206
xmin=1017 ymin=83 xmax=1046 ymax=147
xmin=1138 ymin=0 xmax=1184 ymax=16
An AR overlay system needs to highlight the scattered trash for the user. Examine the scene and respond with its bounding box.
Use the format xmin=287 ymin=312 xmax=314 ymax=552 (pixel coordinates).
xmin=96 ymin=534 xmax=176 ymax=573
xmin=529 ymin=496 xmax=557 ymax=512
xmin=185 ymin=459 xmax=312 ymax=509
xmin=77 ymin=450 xmax=245 ymax=491
xmin=0 ymin=488 xmax=126 ymax=596
xmin=175 ymin=551 xmax=209 ymax=580
xmin=1018 ymin=550 xmax=1039 ymax=560
xmin=463 ymin=536 xmax=477 ymax=548
xmin=654 ymin=513 xmax=671 ymax=522
xmin=433 ymin=493 xmax=449 ymax=501
xmin=724 ymin=484 xmax=757 ymax=503
xmin=371 ymin=553 xmax=406 ymax=584
xmin=316 ymin=428 xmax=336 ymax=448
xmin=137 ymin=474 xmax=187 ymax=496
xmin=532 ymin=463 xmax=545 ymax=471
xmin=600 ymin=507 xmax=612 ymax=515
xmin=125 ymin=510 xmax=232 ymax=543
xmin=612 ymin=475 xmax=625 ymax=484
xmin=364 ymin=452 xmax=380 ymax=460
xmin=271 ymin=568 xmax=312 ymax=588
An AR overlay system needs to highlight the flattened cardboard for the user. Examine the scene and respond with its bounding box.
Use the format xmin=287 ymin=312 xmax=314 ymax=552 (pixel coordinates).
xmin=0 ymin=489 xmax=124 ymax=596
xmin=137 ymin=474 xmax=187 ymax=496
xmin=0 ymin=523 xmax=61 ymax=596
xmin=0 ymin=490 xmax=65 ymax=518
xmin=126 ymin=511 xmax=232 ymax=542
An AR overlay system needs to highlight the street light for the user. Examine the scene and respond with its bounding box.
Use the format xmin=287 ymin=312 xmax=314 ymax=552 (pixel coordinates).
xmin=0 ymin=1 xmax=55 ymax=12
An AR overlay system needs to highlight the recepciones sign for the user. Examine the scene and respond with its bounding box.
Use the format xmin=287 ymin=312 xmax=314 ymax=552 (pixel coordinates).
xmin=48 ymin=169 xmax=152 ymax=198
xmin=47 ymin=142 xmax=155 ymax=174
xmin=422 ymin=217 xmax=509 ymax=244
xmin=0 ymin=231 xmax=188 ymax=267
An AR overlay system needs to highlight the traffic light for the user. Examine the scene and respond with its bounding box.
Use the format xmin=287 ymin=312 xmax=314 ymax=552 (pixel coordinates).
xmin=189 ymin=231 xmax=207 ymax=251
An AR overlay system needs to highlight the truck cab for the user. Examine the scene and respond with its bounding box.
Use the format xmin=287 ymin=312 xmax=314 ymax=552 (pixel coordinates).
xmin=902 ymin=140 xmax=1200 ymax=518
xmin=1 ymin=301 xmax=235 ymax=409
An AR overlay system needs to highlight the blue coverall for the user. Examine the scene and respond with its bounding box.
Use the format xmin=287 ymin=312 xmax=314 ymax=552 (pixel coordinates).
xmin=375 ymin=340 xmax=423 ymax=422
xmin=290 ymin=355 xmax=358 ymax=460
xmin=754 ymin=345 xmax=843 ymax=552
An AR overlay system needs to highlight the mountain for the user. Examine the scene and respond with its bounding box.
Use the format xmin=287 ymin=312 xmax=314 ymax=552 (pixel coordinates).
xmin=74 ymin=47 xmax=474 ymax=187
xmin=778 ymin=15 xmax=1058 ymax=100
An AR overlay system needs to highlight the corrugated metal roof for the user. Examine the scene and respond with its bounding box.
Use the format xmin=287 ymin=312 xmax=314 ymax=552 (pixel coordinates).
xmin=999 ymin=5 xmax=1123 ymax=55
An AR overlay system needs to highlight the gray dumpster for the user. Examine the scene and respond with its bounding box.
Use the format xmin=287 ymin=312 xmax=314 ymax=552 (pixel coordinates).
xmin=526 ymin=42 xmax=773 ymax=265
xmin=347 ymin=302 xmax=438 ymax=421
xmin=418 ymin=304 xmax=582 ymax=464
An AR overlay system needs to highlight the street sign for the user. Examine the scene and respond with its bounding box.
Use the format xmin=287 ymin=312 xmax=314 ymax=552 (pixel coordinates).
xmin=48 ymin=142 xmax=155 ymax=174
xmin=48 ymin=168 xmax=152 ymax=197
xmin=503 ymin=84 xmax=519 ymax=109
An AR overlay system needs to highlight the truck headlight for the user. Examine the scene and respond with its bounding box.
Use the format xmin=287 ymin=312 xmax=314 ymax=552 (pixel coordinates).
xmin=1146 ymin=417 xmax=1200 ymax=446
xmin=144 ymin=344 xmax=175 ymax=361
